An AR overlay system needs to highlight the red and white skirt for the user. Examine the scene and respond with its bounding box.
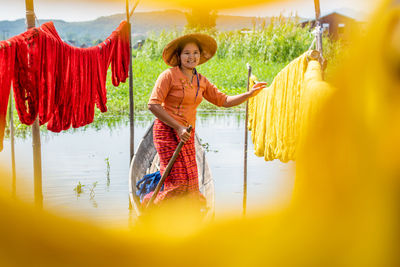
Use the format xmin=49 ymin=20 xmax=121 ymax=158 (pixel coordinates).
xmin=142 ymin=119 xmax=206 ymax=206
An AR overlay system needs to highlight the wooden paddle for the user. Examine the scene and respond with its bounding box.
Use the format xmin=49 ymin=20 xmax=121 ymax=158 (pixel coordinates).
xmin=146 ymin=125 xmax=193 ymax=209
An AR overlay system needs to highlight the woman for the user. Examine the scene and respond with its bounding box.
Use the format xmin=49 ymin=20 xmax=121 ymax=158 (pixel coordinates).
xmin=144 ymin=33 xmax=266 ymax=206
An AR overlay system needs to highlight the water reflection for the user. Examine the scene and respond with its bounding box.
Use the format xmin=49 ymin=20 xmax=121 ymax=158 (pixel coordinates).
xmin=0 ymin=111 xmax=294 ymax=227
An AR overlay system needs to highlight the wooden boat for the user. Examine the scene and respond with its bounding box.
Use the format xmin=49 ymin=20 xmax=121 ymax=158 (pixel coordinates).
xmin=129 ymin=122 xmax=215 ymax=219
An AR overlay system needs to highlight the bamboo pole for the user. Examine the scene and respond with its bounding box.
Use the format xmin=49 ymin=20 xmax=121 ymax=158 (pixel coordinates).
xmin=313 ymin=0 xmax=323 ymax=54
xmin=243 ymin=63 xmax=251 ymax=216
xmin=129 ymin=1 xmax=140 ymax=18
xmin=8 ymin=90 xmax=16 ymax=199
xmin=314 ymin=0 xmax=320 ymax=20
xmin=25 ymin=0 xmax=43 ymax=208
xmin=126 ymin=0 xmax=135 ymax=163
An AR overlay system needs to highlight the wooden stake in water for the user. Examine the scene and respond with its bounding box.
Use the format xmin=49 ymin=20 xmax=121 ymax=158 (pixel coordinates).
xmin=126 ymin=0 xmax=140 ymax=164
xmin=126 ymin=0 xmax=140 ymax=213
xmin=8 ymin=90 xmax=16 ymax=199
xmin=25 ymin=0 xmax=43 ymax=208
xmin=243 ymin=63 xmax=251 ymax=216
xmin=126 ymin=0 xmax=135 ymax=163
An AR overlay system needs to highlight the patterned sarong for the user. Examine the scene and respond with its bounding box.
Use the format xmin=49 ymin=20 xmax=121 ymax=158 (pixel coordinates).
xmin=142 ymin=119 xmax=206 ymax=206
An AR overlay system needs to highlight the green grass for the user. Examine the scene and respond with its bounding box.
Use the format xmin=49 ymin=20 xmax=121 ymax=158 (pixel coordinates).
xmin=103 ymin=18 xmax=340 ymax=115
xmin=103 ymin=57 xmax=287 ymax=115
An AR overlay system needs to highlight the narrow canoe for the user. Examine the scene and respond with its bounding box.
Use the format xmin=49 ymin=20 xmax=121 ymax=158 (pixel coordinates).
xmin=128 ymin=122 xmax=215 ymax=219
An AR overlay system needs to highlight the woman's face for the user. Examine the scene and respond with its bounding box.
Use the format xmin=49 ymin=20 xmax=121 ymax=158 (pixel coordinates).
xmin=179 ymin=42 xmax=201 ymax=70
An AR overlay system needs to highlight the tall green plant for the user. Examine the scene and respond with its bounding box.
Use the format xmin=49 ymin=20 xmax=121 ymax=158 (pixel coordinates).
xmin=135 ymin=15 xmax=314 ymax=64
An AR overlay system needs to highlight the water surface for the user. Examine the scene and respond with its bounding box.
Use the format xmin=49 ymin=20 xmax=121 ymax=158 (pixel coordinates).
xmin=0 ymin=111 xmax=295 ymax=227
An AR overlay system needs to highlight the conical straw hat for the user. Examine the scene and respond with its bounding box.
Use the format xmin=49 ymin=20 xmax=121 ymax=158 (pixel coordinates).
xmin=162 ymin=33 xmax=217 ymax=67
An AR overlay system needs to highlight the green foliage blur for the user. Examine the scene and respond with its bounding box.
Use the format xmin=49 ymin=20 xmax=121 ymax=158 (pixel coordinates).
xmin=136 ymin=15 xmax=313 ymax=62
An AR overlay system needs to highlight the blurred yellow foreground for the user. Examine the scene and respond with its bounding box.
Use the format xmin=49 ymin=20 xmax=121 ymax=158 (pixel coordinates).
xmin=0 ymin=0 xmax=399 ymax=266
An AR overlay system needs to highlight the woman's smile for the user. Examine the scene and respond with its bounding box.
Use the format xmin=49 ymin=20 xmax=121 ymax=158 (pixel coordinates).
xmin=180 ymin=42 xmax=201 ymax=69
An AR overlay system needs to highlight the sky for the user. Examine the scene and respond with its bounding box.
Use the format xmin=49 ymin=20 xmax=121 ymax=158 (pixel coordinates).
xmin=0 ymin=0 xmax=380 ymax=22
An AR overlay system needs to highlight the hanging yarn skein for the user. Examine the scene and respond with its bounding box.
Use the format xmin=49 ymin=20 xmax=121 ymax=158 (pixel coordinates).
xmin=0 ymin=21 xmax=129 ymax=149
xmin=0 ymin=20 xmax=130 ymax=137
xmin=247 ymin=52 xmax=334 ymax=162
xmin=0 ymin=40 xmax=16 ymax=151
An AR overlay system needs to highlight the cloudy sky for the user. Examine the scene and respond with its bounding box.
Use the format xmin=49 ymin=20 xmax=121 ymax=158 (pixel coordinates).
xmin=0 ymin=0 xmax=380 ymax=21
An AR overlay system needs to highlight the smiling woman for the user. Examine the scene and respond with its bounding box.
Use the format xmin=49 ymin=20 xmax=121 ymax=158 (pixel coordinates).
xmin=179 ymin=42 xmax=201 ymax=70
xmin=145 ymin=33 xmax=266 ymax=207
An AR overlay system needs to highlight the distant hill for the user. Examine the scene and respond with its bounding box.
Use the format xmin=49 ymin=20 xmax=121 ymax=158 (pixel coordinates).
xmin=0 ymin=10 xmax=273 ymax=45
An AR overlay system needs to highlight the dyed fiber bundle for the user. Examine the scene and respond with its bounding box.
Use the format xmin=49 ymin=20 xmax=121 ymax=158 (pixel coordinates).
xmin=296 ymin=60 xmax=334 ymax=147
xmin=248 ymin=54 xmax=334 ymax=162
xmin=0 ymin=40 xmax=16 ymax=151
xmin=293 ymin=3 xmax=400 ymax=265
xmin=11 ymin=28 xmax=42 ymax=126
xmin=27 ymin=21 xmax=129 ymax=132
xmin=299 ymin=60 xmax=333 ymax=124
xmin=0 ymin=20 xmax=130 ymax=143
xmin=248 ymin=53 xmax=309 ymax=162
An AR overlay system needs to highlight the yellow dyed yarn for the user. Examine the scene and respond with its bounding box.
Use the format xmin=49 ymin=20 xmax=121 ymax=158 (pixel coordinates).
xmin=248 ymin=52 xmax=333 ymax=162
xmin=293 ymin=3 xmax=400 ymax=266
xmin=297 ymin=59 xmax=334 ymax=145
xmin=248 ymin=53 xmax=308 ymax=162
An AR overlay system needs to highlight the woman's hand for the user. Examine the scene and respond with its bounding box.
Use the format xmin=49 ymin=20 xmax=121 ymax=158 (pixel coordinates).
xmin=177 ymin=125 xmax=191 ymax=142
xmin=222 ymin=82 xmax=268 ymax=108
xmin=249 ymin=82 xmax=268 ymax=97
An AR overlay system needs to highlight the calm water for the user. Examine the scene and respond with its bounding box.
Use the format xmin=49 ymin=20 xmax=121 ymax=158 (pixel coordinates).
xmin=0 ymin=111 xmax=295 ymax=227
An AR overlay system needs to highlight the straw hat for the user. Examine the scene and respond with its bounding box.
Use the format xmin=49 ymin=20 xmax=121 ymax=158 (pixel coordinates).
xmin=162 ymin=33 xmax=217 ymax=67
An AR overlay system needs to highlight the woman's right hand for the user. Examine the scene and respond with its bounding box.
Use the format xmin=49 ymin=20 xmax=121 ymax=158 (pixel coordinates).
xmin=149 ymin=104 xmax=192 ymax=142
xmin=177 ymin=126 xmax=191 ymax=142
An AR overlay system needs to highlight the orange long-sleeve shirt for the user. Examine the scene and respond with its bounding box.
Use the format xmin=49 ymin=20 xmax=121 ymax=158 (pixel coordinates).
xmin=148 ymin=66 xmax=227 ymax=128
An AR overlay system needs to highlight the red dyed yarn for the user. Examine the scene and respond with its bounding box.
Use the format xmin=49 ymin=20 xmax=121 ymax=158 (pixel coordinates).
xmin=12 ymin=28 xmax=42 ymax=126
xmin=0 ymin=40 xmax=16 ymax=151
xmin=0 ymin=21 xmax=129 ymax=138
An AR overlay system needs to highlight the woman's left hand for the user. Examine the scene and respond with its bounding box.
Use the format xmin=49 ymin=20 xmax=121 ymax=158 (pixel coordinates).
xmin=223 ymin=82 xmax=268 ymax=108
xmin=249 ymin=82 xmax=267 ymax=97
